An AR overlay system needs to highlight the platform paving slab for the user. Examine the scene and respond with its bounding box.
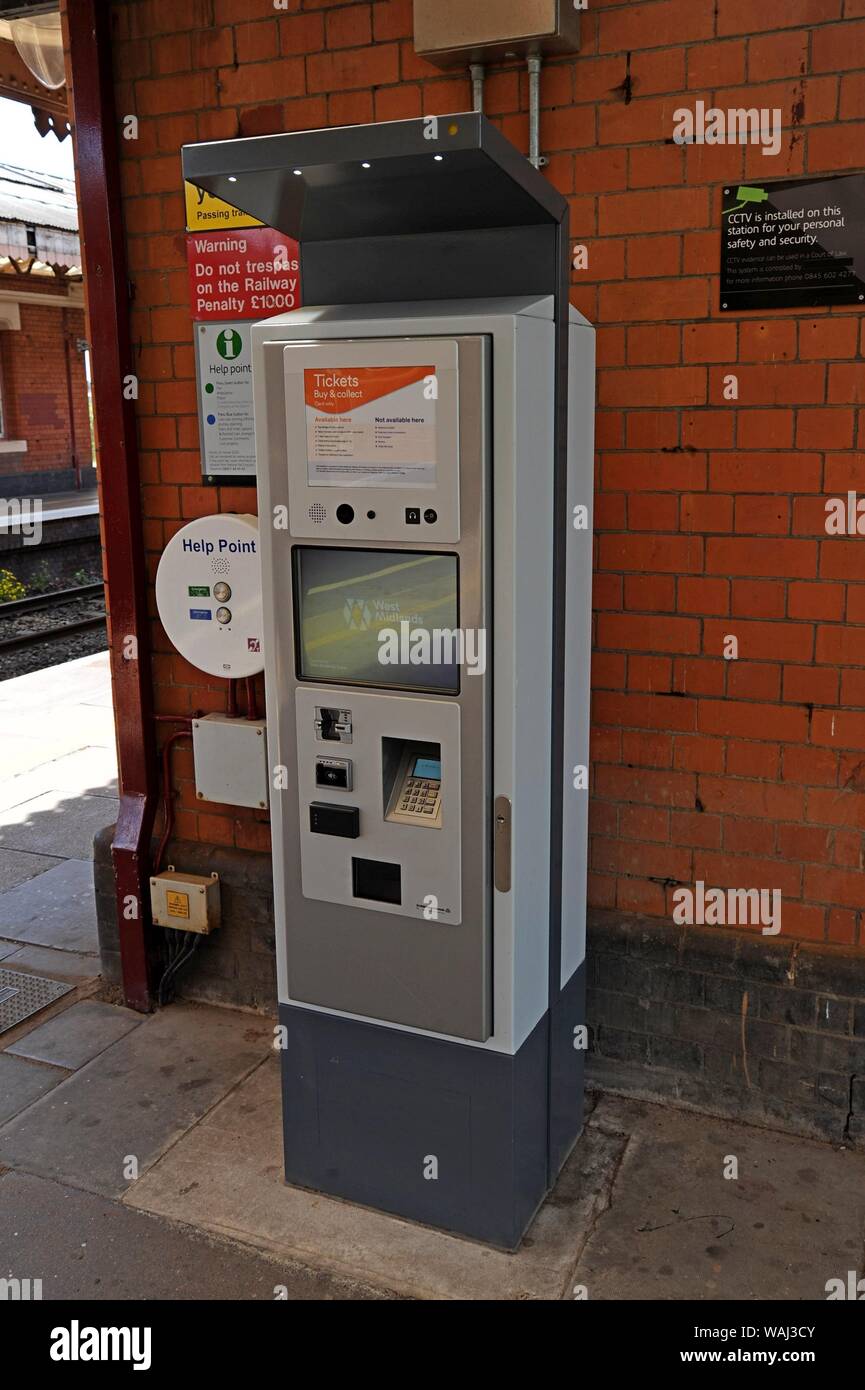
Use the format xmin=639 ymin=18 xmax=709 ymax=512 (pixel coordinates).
xmin=0 ymin=1171 xmax=389 ymax=1301
xmin=0 ymin=944 xmax=98 ymax=982
xmin=125 ymin=1053 xmax=625 ymax=1301
xmin=6 ymin=999 xmax=142 ymax=1070
xmin=0 ymin=858 xmax=98 ymax=953
xmin=0 ymin=1052 xmax=66 ymax=1124
xmin=0 ymin=1002 xmax=273 ymax=1199
xmin=576 ymin=1095 xmax=865 ymax=1301
xmin=0 ymin=848 xmax=63 ymax=892
xmin=0 ymin=746 xmax=118 ymax=814
xmin=0 ymin=652 xmax=114 ymax=721
xmin=0 ymin=791 xmax=118 ymax=861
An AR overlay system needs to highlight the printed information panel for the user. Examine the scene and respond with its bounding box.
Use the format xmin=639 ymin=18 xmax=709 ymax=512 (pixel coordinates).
xmin=721 ymin=173 xmax=865 ymax=310
xmin=304 ymin=365 xmax=437 ymax=488
xmin=195 ymin=321 xmax=256 ymax=479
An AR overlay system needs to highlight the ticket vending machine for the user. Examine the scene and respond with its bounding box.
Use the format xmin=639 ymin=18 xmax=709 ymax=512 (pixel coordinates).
xmin=184 ymin=115 xmax=594 ymax=1247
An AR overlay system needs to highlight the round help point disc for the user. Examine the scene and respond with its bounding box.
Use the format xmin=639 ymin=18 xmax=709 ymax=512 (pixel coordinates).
xmin=155 ymin=514 xmax=264 ymax=678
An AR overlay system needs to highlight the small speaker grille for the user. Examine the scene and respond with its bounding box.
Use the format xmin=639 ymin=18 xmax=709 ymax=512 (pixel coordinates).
xmin=211 ymin=557 xmax=230 ymax=575
xmin=308 ymin=503 xmax=327 ymax=523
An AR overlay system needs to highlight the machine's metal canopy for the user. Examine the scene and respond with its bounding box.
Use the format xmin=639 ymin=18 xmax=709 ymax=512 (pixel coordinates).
xmin=181 ymin=113 xmax=566 ymax=243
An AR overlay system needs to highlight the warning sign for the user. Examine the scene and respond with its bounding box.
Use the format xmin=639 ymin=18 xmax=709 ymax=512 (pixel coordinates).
xmin=187 ymin=226 xmax=300 ymax=321
xmin=304 ymin=365 xmax=437 ymax=488
xmin=184 ymin=181 xmax=263 ymax=231
xmin=166 ymin=891 xmax=190 ymax=919
xmin=196 ymin=321 xmax=256 ymax=478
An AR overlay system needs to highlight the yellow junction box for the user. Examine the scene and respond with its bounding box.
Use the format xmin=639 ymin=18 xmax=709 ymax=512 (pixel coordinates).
xmin=149 ymin=868 xmax=221 ymax=934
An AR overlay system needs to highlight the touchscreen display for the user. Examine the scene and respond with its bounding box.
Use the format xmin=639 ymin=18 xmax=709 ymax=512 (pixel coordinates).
xmin=294 ymin=547 xmax=460 ymax=693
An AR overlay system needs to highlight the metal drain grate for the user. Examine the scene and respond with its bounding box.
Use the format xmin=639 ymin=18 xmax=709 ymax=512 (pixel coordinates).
xmin=0 ymin=968 xmax=72 ymax=1036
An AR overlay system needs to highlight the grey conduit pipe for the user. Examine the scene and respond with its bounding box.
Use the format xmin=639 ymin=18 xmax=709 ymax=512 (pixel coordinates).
xmin=470 ymin=62 xmax=485 ymax=112
xmin=527 ymin=54 xmax=542 ymax=167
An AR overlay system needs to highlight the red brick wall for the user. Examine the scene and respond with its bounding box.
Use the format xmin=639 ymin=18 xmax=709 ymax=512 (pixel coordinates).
xmin=106 ymin=0 xmax=865 ymax=943
xmin=0 ymin=283 xmax=89 ymax=481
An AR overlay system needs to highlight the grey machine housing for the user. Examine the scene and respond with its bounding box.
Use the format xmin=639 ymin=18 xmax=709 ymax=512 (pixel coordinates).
xmin=253 ymin=296 xmax=593 ymax=1247
xmin=185 ymin=114 xmax=595 ymax=1248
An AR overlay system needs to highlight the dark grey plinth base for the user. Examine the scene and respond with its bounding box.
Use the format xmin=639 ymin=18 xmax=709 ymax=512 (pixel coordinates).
xmin=279 ymin=982 xmax=586 ymax=1249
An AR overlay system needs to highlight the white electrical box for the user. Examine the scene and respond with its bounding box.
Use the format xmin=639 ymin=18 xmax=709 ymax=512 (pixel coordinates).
xmin=192 ymin=712 xmax=269 ymax=809
xmin=154 ymin=513 xmax=264 ymax=678
xmin=150 ymin=868 xmax=220 ymax=934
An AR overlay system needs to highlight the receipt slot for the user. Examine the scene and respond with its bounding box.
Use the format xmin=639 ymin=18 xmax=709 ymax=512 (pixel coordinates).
xmin=186 ymin=114 xmax=595 ymax=1247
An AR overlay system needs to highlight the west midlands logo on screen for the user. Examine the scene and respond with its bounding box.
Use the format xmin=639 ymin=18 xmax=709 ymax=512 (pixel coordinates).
xmin=343 ymin=597 xmax=373 ymax=630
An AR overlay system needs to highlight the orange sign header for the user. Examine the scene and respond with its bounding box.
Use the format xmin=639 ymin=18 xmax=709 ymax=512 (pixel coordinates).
xmin=304 ymin=365 xmax=433 ymax=415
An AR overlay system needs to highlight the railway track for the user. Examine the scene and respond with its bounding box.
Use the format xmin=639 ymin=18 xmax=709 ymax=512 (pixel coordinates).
xmin=0 ymin=581 xmax=107 ymax=674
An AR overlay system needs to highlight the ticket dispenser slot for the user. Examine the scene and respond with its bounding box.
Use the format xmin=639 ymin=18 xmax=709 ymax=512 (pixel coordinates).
xmin=383 ymin=739 xmax=442 ymax=828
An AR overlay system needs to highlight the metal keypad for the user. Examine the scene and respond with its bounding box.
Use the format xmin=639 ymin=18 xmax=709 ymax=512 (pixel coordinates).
xmin=398 ymin=776 xmax=440 ymax=816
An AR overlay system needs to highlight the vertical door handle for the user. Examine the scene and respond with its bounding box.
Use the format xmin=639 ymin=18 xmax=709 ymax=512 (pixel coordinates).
xmin=494 ymin=795 xmax=511 ymax=893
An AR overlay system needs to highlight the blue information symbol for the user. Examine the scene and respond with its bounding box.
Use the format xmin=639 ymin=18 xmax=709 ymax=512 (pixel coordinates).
xmin=207 ymin=414 xmax=216 ymax=425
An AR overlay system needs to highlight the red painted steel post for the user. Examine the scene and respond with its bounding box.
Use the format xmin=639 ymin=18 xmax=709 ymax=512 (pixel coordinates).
xmin=62 ymin=0 xmax=158 ymax=1009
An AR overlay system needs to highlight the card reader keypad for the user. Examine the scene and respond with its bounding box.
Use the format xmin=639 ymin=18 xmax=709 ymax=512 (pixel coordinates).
xmin=399 ymin=775 xmax=441 ymax=818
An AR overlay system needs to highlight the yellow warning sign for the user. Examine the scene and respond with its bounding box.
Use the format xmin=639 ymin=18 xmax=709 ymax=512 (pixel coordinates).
xmin=184 ymin=181 xmax=263 ymax=232
xmin=166 ymin=890 xmax=191 ymax=919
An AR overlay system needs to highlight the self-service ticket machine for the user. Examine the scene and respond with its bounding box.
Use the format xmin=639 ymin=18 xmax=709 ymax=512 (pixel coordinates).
xmin=183 ymin=116 xmax=594 ymax=1248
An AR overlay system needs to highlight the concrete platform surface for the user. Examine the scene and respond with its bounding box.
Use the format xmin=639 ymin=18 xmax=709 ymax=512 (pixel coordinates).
xmin=0 ymin=848 xmax=64 ymax=892
xmin=0 ymin=858 xmax=99 ymax=954
xmin=0 ymin=793 xmax=117 ymax=862
xmin=0 ymin=1171 xmax=389 ymax=1301
xmin=578 ymin=1096 xmax=865 ymax=1301
xmin=6 ymin=999 xmax=142 ymax=1069
xmin=0 ymin=1003 xmax=272 ymax=1198
xmin=0 ymin=657 xmax=116 ymax=783
xmin=124 ymin=1052 xmax=623 ymax=1301
xmin=0 ymin=654 xmax=116 ymax=971
xmin=1 ymin=986 xmax=862 ymax=1299
xmin=0 ymin=1051 xmax=66 ymax=1124
xmin=0 ymin=748 xmax=118 ymax=817
xmin=0 ymin=944 xmax=99 ymax=982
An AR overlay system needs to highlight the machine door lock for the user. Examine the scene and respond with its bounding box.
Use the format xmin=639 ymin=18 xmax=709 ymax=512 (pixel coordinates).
xmin=494 ymin=795 xmax=512 ymax=893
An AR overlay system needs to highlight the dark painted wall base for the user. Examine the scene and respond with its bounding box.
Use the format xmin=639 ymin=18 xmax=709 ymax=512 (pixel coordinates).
xmin=1 ymin=509 xmax=100 ymax=590
xmin=94 ymin=825 xmax=277 ymax=1011
xmin=0 ymin=467 xmax=78 ymax=497
xmin=278 ymin=991 xmax=585 ymax=1249
xmin=586 ymin=910 xmax=865 ymax=1146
